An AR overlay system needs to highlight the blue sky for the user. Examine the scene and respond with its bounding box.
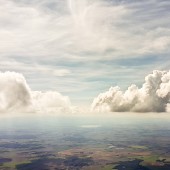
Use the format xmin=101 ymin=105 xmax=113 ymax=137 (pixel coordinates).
xmin=0 ymin=0 xmax=170 ymax=106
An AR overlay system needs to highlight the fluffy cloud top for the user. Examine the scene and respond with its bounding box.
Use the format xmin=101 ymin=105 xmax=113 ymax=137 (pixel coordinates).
xmin=1 ymin=70 xmax=170 ymax=114
xmin=0 ymin=71 xmax=73 ymax=114
xmin=91 ymin=70 xmax=170 ymax=113
xmin=0 ymin=72 xmax=31 ymax=112
xmin=32 ymin=91 xmax=72 ymax=113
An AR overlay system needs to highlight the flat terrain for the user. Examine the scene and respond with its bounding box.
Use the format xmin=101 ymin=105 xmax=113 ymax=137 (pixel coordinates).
xmin=0 ymin=114 xmax=170 ymax=170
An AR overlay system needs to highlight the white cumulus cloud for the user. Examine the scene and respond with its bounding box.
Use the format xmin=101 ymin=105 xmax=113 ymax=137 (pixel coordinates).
xmin=91 ymin=70 xmax=170 ymax=113
xmin=0 ymin=71 xmax=31 ymax=112
xmin=31 ymin=91 xmax=72 ymax=113
xmin=0 ymin=71 xmax=73 ymax=114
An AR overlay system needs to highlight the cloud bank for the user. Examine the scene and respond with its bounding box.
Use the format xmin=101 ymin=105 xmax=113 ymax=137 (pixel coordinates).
xmin=0 ymin=71 xmax=73 ymax=114
xmin=1 ymin=70 xmax=170 ymax=114
xmin=91 ymin=70 xmax=170 ymax=113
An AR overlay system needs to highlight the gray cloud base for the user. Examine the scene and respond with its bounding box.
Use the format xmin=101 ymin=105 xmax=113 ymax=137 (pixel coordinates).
xmin=91 ymin=70 xmax=170 ymax=113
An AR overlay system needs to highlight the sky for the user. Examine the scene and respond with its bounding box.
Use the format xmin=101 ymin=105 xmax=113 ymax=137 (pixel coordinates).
xmin=0 ymin=0 xmax=170 ymax=113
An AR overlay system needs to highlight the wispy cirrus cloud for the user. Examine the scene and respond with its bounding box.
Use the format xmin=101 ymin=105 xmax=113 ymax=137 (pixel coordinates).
xmin=0 ymin=0 xmax=170 ymax=105
xmin=0 ymin=0 xmax=169 ymax=59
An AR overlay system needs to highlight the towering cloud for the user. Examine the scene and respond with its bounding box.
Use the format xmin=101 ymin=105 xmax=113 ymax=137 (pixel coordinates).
xmin=0 ymin=72 xmax=72 ymax=114
xmin=91 ymin=70 xmax=170 ymax=113
xmin=0 ymin=72 xmax=31 ymax=112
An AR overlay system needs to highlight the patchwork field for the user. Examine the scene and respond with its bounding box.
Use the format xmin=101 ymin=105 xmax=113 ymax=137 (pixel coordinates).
xmin=0 ymin=115 xmax=170 ymax=170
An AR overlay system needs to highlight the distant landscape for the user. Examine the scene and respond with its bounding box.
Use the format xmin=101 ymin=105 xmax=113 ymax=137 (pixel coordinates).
xmin=0 ymin=114 xmax=170 ymax=170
